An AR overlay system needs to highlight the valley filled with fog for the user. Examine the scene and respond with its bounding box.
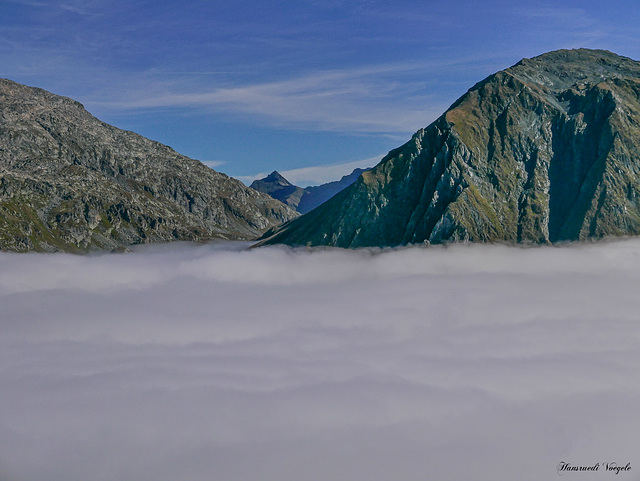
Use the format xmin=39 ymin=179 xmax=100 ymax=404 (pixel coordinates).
xmin=1 ymin=240 xmax=639 ymax=481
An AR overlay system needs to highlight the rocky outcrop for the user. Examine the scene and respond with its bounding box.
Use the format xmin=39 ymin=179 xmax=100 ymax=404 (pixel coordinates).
xmin=260 ymin=49 xmax=640 ymax=248
xmin=0 ymin=79 xmax=297 ymax=252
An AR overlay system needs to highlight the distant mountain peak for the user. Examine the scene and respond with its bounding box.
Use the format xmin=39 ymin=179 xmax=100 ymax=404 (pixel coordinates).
xmin=250 ymin=172 xmax=304 ymax=209
xmin=263 ymin=171 xmax=292 ymax=185
xmin=251 ymin=167 xmax=371 ymax=214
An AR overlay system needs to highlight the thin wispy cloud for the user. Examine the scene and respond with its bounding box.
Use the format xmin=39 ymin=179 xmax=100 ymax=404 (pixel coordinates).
xmin=2 ymin=239 xmax=640 ymax=481
xmin=3 ymin=0 xmax=47 ymax=6
xmin=90 ymin=61 xmax=472 ymax=134
xmin=518 ymin=6 xmax=595 ymax=27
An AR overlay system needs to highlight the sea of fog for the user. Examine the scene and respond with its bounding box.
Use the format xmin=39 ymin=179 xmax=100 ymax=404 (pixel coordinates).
xmin=1 ymin=239 xmax=640 ymax=481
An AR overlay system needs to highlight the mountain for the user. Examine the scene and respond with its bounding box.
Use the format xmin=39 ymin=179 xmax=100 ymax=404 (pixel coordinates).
xmin=250 ymin=167 xmax=370 ymax=214
xmin=259 ymin=49 xmax=640 ymax=248
xmin=249 ymin=171 xmax=306 ymax=210
xmin=297 ymin=168 xmax=370 ymax=214
xmin=0 ymin=79 xmax=297 ymax=252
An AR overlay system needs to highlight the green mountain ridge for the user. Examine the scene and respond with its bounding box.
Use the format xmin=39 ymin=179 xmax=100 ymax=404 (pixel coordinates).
xmin=259 ymin=49 xmax=640 ymax=248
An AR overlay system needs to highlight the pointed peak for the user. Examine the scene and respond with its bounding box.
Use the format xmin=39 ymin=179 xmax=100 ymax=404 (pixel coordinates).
xmin=263 ymin=171 xmax=292 ymax=185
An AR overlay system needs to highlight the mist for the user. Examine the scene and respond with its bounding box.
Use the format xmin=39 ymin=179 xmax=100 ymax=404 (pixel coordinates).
xmin=2 ymin=239 xmax=639 ymax=481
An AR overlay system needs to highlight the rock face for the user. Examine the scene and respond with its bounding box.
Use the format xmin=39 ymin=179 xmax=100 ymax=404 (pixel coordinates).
xmin=260 ymin=49 xmax=640 ymax=248
xmin=0 ymin=79 xmax=297 ymax=252
xmin=250 ymin=167 xmax=370 ymax=214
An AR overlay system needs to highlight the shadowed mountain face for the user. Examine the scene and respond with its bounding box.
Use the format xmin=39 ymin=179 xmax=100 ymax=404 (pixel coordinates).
xmin=297 ymin=168 xmax=370 ymax=214
xmin=0 ymin=79 xmax=297 ymax=252
xmin=260 ymin=49 xmax=640 ymax=248
xmin=250 ymin=168 xmax=370 ymax=214
xmin=250 ymin=171 xmax=306 ymax=210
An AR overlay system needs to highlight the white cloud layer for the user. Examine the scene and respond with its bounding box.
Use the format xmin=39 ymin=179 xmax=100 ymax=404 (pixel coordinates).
xmin=2 ymin=239 xmax=640 ymax=481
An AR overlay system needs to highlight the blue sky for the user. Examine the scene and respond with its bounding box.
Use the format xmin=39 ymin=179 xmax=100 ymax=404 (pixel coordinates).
xmin=1 ymin=1 xmax=639 ymax=185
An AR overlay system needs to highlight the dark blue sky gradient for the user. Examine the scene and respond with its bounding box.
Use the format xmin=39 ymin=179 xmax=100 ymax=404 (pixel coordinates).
xmin=2 ymin=0 xmax=638 ymax=183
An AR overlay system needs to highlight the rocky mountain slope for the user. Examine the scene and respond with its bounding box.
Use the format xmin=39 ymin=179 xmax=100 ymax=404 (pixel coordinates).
xmin=0 ymin=79 xmax=297 ymax=252
xmin=260 ymin=49 xmax=640 ymax=248
xmin=250 ymin=167 xmax=370 ymax=214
